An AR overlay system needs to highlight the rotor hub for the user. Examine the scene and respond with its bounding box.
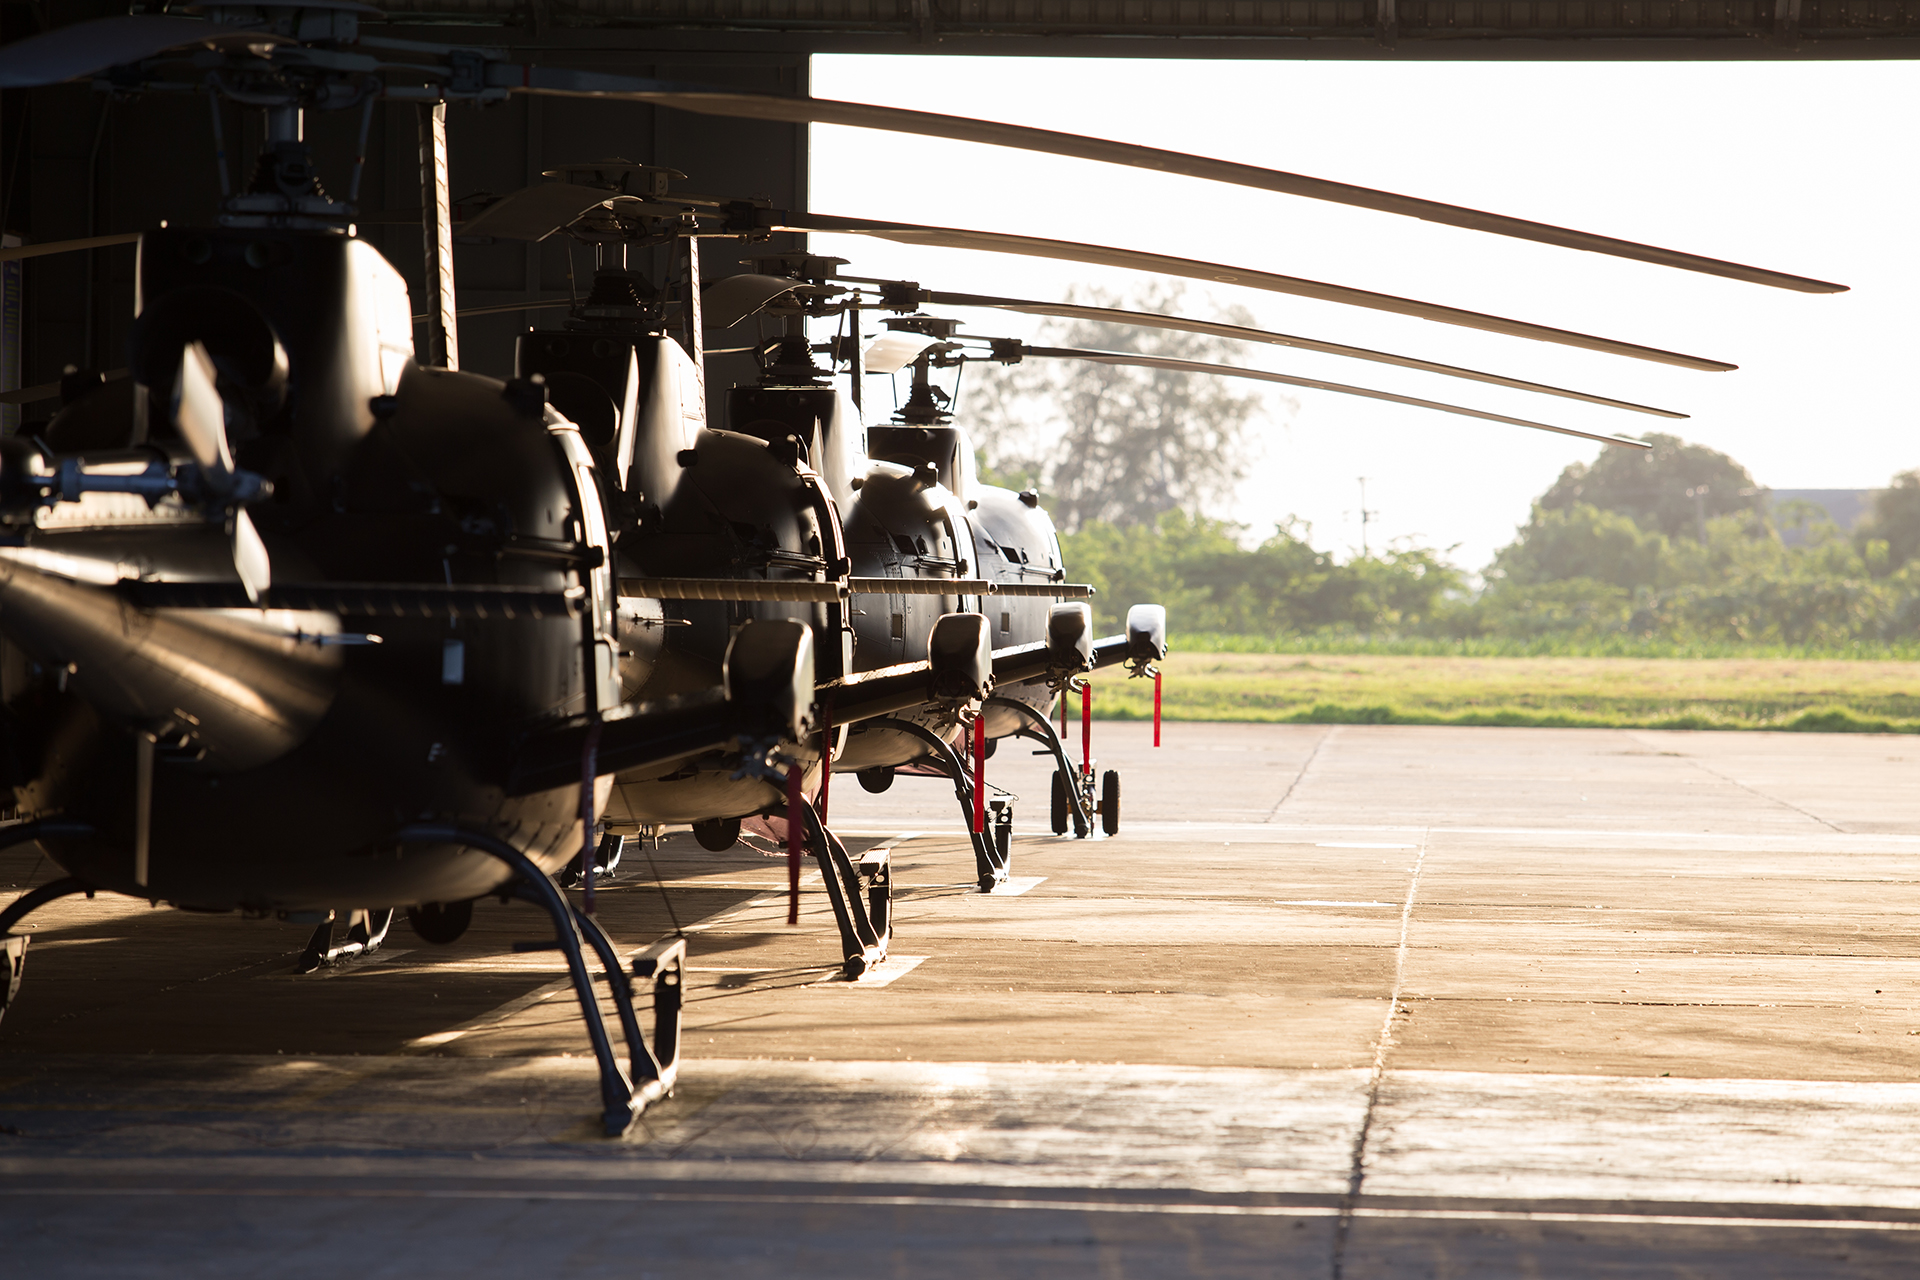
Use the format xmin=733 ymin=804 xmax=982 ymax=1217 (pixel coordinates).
xmin=757 ymin=335 xmax=830 ymax=387
xmin=567 ymin=269 xmax=666 ymax=333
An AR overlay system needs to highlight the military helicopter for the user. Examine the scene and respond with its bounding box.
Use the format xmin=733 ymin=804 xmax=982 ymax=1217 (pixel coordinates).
xmin=0 ymin=33 xmax=1150 ymax=1126
xmin=452 ymin=174 xmax=1159 ymax=924
xmin=465 ymin=160 xmax=1674 ymax=911
xmin=0 ymin=5 xmax=1843 ymax=1138
xmin=685 ymin=247 xmax=1704 ymax=861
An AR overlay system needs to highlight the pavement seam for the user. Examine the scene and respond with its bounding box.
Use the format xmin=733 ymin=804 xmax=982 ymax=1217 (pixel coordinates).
xmin=1267 ymin=726 xmax=1338 ymax=821
xmin=1331 ymin=827 xmax=1429 ymax=1279
xmin=1629 ymin=730 xmax=1847 ymax=833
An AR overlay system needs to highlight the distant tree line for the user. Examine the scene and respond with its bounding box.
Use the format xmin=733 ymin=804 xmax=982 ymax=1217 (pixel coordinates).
xmin=1053 ymin=434 xmax=1920 ymax=646
xmin=962 ymin=287 xmax=1920 ymax=646
xmin=1468 ymin=435 xmax=1920 ymax=645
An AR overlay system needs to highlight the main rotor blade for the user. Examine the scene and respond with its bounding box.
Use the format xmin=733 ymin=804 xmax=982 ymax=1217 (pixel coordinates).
xmin=177 ymin=342 xmax=272 ymax=604
xmin=925 ymin=291 xmax=1684 ymax=419
xmin=175 ymin=344 xmax=234 ymax=479
xmin=1020 ymin=345 xmax=1654 ymax=451
xmin=456 ymin=183 xmax=612 ymax=242
xmin=864 ymin=332 xmax=942 ymax=374
xmin=0 ymin=232 xmax=142 ymax=264
xmin=792 ymin=213 xmax=1735 ymax=372
xmin=705 ymin=274 xmax=810 ymax=329
xmin=0 ymin=16 xmax=268 ymax=87
xmin=230 ymin=508 xmax=272 ymax=606
xmin=501 ymin=70 xmax=1844 ymax=295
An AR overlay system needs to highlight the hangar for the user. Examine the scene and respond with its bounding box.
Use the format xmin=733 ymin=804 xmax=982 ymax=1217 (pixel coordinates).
xmin=3 ymin=0 xmax=1917 ymax=420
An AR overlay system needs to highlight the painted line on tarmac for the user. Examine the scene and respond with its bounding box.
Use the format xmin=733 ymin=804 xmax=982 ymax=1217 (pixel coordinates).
xmin=1317 ymin=842 xmax=1417 ymax=850
xmin=830 ymin=821 xmax=1920 ymax=845
xmin=853 ymin=831 xmax=925 ymax=859
xmin=810 ymin=955 xmax=928 ymax=987
xmin=3 ymin=1186 xmax=1919 ymax=1231
xmin=1062 ymin=820 xmax=1920 ymax=845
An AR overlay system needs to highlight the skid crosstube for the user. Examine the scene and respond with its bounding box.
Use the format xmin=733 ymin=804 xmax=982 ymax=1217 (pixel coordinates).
xmin=0 ymin=818 xmax=688 ymax=1135
xmin=985 ymin=694 xmax=1093 ymax=839
xmin=395 ymin=824 xmax=684 ymax=1137
xmin=865 ymin=716 xmax=1010 ymax=890
xmin=793 ymin=796 xmax=892 ymax=976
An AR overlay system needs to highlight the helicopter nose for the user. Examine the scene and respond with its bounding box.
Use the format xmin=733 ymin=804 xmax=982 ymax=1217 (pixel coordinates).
xmin=0 ymin=549 xmax=341 ymax=771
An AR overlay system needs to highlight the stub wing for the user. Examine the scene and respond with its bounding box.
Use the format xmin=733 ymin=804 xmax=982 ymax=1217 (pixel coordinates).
xmin=507 ymin=690 xmax=734 ymax=797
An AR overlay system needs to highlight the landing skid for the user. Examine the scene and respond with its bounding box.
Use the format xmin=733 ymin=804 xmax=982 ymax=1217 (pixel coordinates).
xmin=866 ymin=716 xmax=1012 ymax=891
xmin=792 ymin=797 xmax=891 ymax=977
xmin=559 ymin=831 xmax=625 ymax=889
xmin=294 ymin=907 xmax=396 ymax=974
xmin=0 ymin=819 xmax=684 ymax=1137
xmin=0 ymin=820 xmax=100 ymax=1031
xmin=395 ymin=824 xmax=684 ymax=1137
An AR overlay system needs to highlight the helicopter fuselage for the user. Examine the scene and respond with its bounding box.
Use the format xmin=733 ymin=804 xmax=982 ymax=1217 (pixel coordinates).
xmin=0 ymin=229 xmax=619 ymax=913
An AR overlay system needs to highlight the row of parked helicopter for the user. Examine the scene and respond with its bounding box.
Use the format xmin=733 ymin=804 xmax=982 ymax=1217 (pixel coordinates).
xmin=0 ymin=5 xmax=1841 ymax=1135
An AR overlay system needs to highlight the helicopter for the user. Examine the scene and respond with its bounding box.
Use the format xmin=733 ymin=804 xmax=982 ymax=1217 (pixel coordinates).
xmin=451 ymin=173 xmax=1161 ymax=939
xmin=0 ymin=5 xmax=1843 ymax=1138
xmin=669 ymin=246 xmax=1693 ymax=862
xmin=457 ymin=159 xmax=1677 ymax=911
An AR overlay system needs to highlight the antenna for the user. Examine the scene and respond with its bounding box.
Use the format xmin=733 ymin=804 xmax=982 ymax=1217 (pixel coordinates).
xmin=1357 ymin=477 xmax=1377 ymax=557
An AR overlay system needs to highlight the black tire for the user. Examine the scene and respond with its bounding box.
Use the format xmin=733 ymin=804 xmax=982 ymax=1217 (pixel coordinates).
xmin=406 ymin=899 xmax=474 ymax=946
xmin=857 ymin=767 xmax=895 ymax=794
xmin=693 ymin=816 xmax=740 ymax=852
xmin=1051 ymin=770 xmax=1070 ymax=834
xmin=1101 ymin=770 xmax=1121 ymax=837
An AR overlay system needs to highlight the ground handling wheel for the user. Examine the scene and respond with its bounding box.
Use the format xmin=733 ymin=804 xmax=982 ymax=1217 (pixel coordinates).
xmin=1101 ymin=770 xmax=1121 ymax=836
xmin=1051 ymin=770 xmax=1071 ymax=834
xmin=693 ymin=816 xmax=740 ymax=851
xmin=406 ymin=899 xmax=473 ymax=945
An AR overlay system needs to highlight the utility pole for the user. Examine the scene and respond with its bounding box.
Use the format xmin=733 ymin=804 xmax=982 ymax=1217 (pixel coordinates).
xmin=1357 ymin=477 xmax=1377 ymax=557
xmin=1686 ymin=484 xmax=1709 ymax=543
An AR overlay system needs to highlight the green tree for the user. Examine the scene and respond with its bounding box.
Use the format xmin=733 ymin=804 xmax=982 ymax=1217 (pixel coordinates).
xmin=1062 ymin=512 xmax=1462 ymax=636
xmin=1535 ymin=433 xmax=1765 ymax=542
xmin=1854 ymin=470 xmax=1920 ymax=573
xmin=964 ymin=283 xmax=1276 ymax=533
xmin=1490 ymin=503 xmax=1672 ymax=590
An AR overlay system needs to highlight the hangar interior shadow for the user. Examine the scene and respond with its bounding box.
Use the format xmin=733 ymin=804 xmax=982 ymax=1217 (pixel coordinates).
xmin=0 ymin=3 xmax=809 ymax=432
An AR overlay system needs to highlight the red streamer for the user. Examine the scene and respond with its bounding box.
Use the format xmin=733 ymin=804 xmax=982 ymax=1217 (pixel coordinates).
xmin=1081 ymin=681 xmax=1092 ymax=776
xmin=818 ymin=695 xmax=834 ymax=824
xmin=786 ymin=764 xmax=803 ymax=926
xmin=1154 ymin=669 xmax=1163 ymax=747
xmin=972 ymin=716 xmax=987 ymax=833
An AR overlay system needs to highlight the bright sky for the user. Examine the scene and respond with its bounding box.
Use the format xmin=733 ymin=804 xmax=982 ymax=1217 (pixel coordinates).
xmin=807 ymin=55 xmax=1916 ymax=573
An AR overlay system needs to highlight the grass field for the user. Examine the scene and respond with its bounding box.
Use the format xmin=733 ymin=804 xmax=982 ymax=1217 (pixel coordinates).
xmin=1087 ymin=652 xmax=1920 ymax=732
xmin=1171 ymin=632 xmax=1920 ymax=660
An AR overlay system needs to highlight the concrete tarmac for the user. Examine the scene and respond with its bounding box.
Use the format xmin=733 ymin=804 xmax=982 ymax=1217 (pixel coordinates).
xmin=4 ymin=722 xmax=1920 ymax=1276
